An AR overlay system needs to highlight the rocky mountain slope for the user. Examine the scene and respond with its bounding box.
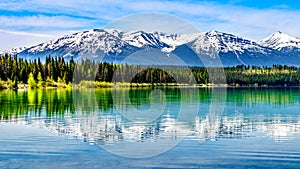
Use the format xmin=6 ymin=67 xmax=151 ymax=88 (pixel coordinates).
xmin=3 ymin=29 xmax=300 ymax=66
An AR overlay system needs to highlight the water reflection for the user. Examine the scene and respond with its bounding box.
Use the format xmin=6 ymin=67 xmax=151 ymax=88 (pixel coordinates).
xmin=1 ymin=87 xmax=300 ymax=146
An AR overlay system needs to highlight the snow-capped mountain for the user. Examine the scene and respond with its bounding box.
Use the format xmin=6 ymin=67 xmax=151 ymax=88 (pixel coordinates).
xmin=257 ymin=31 xmax=300 ymax=66
xmin=2 ymin=29 xmax=300 ymax=66
xmin=15 ymin=29 xmax=141 ymax=60
xmin=171 ymin=30 xmax=277 ymax=66
xmin=194 ymin=30 xmax=267 ymax=54
xmin=258 ymin=31 xmax=300 ymax=50
xmin=1 ymin=47 xmax=27 ymax=55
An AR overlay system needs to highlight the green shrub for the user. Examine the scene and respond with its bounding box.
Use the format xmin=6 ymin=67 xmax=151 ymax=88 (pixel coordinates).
xmin=57 ymin=77 xmax=67 ymax=88
xmin=7 ymin=78 xmax=15 ymax=89
xmin=0 ymin=78 xmax=5 ymax=89
xmin=27 ymin=73 xmax=36 ymax=88
xmin=45 ymin=77 xmax=55 ymax=87
xmin=94 ymin=81 xmax=113 ymax=88
xmin=37 ymin=72 xmax=44 ymax=88
xmin=66 ymin=82 xmax=72 ymax=88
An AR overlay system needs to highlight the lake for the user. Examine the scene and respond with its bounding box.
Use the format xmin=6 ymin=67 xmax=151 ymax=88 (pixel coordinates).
xmin=1 ymin=87 xmax=300 ymax=168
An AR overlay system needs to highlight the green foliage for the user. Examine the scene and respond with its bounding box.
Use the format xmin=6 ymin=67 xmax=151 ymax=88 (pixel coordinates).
xmin=94 ymin=81 xmax=113 ymax=88
xmin=37 ymin=72 xmax=44 ymax=88
xmin=57 ymin=77 xmax=64 ymax=83
xmin=66 ymin=82 xmax=72 ymax=88
xmin=45 ymin=77 xmax=55 ymax=87
xmin=0 ymin=78 xmax=5 ymax=89
xmin=224 ymin=65 xmax=300 ymax=86
xmin=27 ymin=73 xmax=36 ymax=88
xmin=57 ymin=77 xmax=66 ymax=88
xmin=1 ymin=55 xmax=300 ymax=88
xmin=7 ymin=78 xmax=15 ymax=89
xmin=0 ymin=55 xmax=75 ymax=88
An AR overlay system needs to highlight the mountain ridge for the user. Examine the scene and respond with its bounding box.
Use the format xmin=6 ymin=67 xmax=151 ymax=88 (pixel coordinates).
xmin=2 ymin=29 xmax=300 ymax=66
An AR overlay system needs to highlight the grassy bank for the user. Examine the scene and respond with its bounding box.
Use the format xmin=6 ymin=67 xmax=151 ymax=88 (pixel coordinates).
xmin=0 ymin=80 xmax=197 ymax=90
xmin=2 ymin=79 xmax=297 ymax=90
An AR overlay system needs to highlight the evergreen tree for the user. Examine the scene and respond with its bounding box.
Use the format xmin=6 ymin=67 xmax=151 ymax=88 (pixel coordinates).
xmin=37 ymin=72 xmax=44 ymax=88
xmin=28 ymin=73 xmax=36 ymax=88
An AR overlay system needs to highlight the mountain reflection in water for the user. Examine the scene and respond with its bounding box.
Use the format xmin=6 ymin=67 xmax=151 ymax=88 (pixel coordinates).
xmin=1 ymin=87 xmax=300 ymax=145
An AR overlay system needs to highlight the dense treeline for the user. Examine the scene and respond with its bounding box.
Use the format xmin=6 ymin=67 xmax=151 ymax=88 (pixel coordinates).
xmin=0 ymin=54 xmax=75 ymax=88
xmin=225 ymin=65 xmax=300 ymax=86
xmin=1 ymin=54 xmax=300 ymax=88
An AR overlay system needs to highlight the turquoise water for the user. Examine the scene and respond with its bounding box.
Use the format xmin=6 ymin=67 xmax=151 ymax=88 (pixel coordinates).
xmin=1 ymin=87 xmax=300 ymax=168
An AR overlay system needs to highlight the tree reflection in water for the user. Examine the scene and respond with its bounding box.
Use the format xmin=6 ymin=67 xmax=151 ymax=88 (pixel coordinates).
xmin=1 ymin=87 xmax=300 ymax=145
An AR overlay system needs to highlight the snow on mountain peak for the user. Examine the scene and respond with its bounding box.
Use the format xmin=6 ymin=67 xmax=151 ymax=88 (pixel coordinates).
xmin=24 ymin=28 xmax=128 ymax=56
xmin=206 ymin=30 xmax=223 ymax=36
xmin=2 ymin=28 xmax=300 ymax=67
xmin=2 ymin=47 xmax=27 ymax=55
xmin=1 ymin=29 xmax=271 ymax=58
xmin=258 ymin=31 xmax=300 ymax=50
xmin=121 ymin=30 xmax=169 ymax=48
xmin=190 ymin=30 xmax=265 ymax=54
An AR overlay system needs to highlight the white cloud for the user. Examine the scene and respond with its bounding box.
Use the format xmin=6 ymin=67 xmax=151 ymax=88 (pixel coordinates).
xmin=0 ymin=15 xmax=94 ymax=29
xmin=1 ymin=0 xmax=300 ymax=49
xmin=104 ymin=13 xmax=200 ymax=34
xmin=117 ymin=1 xmax=300 ymax=39
xmin=0 ymin=29 xmax=54 ymax=37
xmin=0 ymin=30 xmax=57 ymax=51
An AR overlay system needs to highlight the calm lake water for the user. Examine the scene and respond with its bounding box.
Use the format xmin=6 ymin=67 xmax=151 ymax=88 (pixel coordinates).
xmin=1 ymin=87 xmax=300 ymax=168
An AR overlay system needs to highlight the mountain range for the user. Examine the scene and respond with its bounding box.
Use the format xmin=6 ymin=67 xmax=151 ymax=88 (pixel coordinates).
xmin=2 ymin=29 xmax=300 ymax=67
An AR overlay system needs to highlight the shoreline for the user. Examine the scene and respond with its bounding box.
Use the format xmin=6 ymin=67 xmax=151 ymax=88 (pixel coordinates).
xmin=1 ymin=82 xmax=300 ymax=90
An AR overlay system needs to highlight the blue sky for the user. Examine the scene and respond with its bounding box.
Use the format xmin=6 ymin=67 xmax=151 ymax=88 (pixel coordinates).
xmin=0 ymin=0 xmax=300 ymax=51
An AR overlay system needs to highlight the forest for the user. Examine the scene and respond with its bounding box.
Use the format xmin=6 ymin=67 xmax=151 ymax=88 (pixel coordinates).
xmin=0 ymin=54 xmax=300 ymax=89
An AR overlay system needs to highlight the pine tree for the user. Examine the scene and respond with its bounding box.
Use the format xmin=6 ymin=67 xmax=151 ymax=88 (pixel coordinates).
xmin=28 ymin=73 xmax=36 ymax=88
xmin=37 ymin=72 xmax=44 ymax=88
